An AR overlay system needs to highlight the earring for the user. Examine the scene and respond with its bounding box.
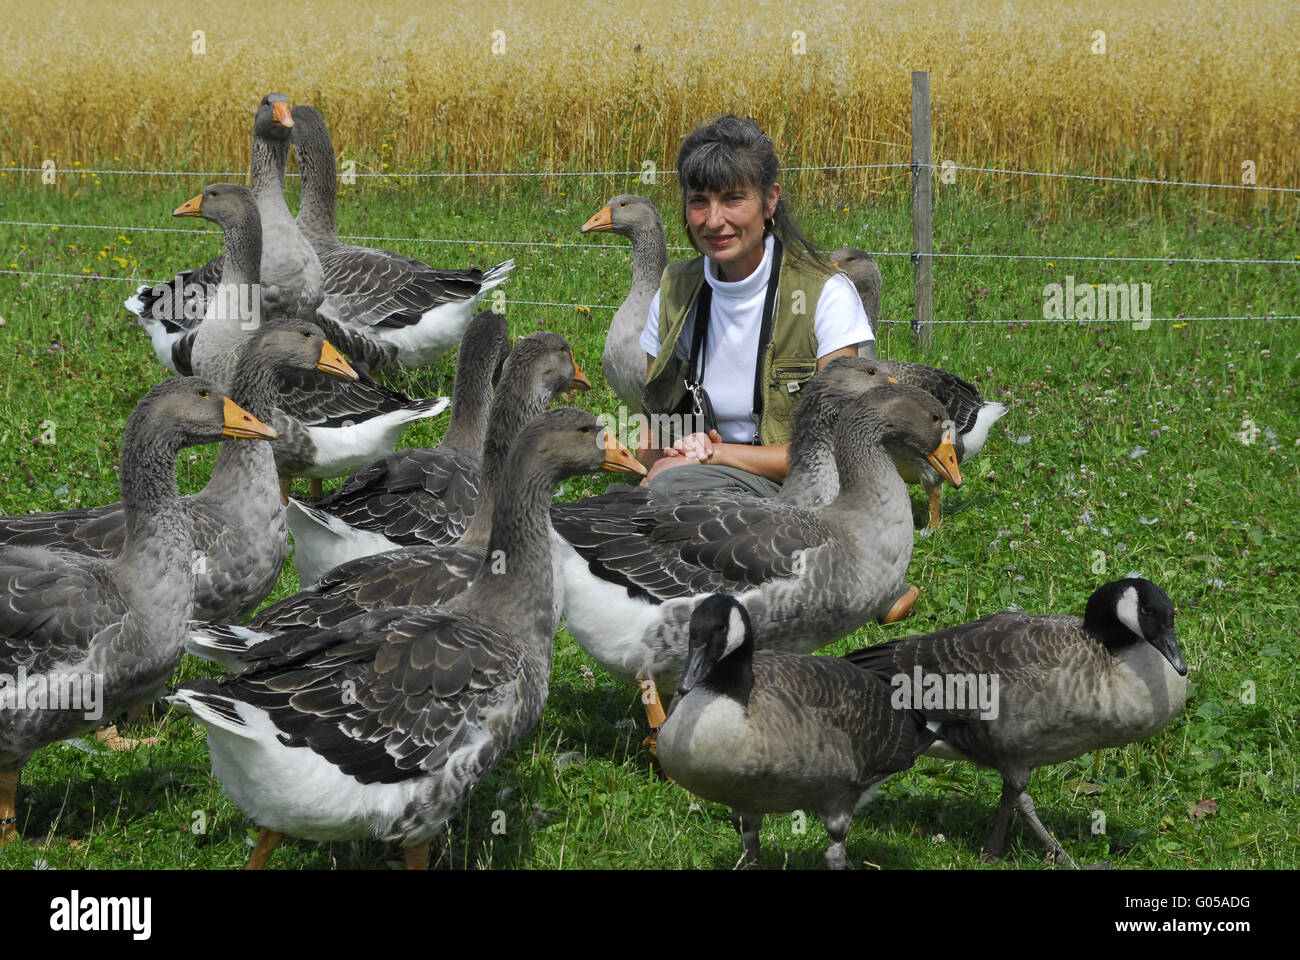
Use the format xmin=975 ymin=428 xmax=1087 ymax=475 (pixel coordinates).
xmin=764 ymin=217 xmax=774 ymax=231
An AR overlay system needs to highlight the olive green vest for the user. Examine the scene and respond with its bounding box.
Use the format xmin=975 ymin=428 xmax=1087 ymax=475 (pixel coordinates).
xmin=642 ymin=252 xmax=830 ymax=446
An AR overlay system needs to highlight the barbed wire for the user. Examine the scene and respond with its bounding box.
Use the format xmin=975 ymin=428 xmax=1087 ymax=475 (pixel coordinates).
xmin=5 ymin=160 xmax=1294 ymax=193
xmin=927 ymin=163 xmax=1300 ymax=194
xmin=3 ymin=268 xmax=1294 ymax=327
xmin=2 ymin=162 xmax=911 ymax=179
xmin=3 ymin=220 xmax=1295 ymax=266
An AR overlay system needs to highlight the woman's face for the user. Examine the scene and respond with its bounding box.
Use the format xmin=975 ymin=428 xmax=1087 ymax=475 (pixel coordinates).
xmin=685 ymin=182 xmax=780 ymax=282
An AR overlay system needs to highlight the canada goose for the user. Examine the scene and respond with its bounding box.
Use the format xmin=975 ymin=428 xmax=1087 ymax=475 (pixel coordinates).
xmin=175 ymin=183 xmax=448 ymax=492
xmin=292 ymin=105 xmax=515 ymax=371
xmin=0 ymin=319 xmax=356 ymax=622
xmin=286 ymin=330 xmax=588 ymax=584
xmin=126 ymin=93 xmax=323 ymax=373
xmin=580 ymin=195 xmax=668 ymax=408
xmin=551 ymin=384 xmax=961 ymax=707
xmin=842 ymin=577 xmax=1188 ymax=868
xmin=0 ymin=378 xmax=275 ymax=845
xmin=658 ymin=595 xmax=934 ymax=869
xmin=168 ymin=408 xmax=643 ymax=869
xmin=877 ymin=359 xmax=1008 ymax=530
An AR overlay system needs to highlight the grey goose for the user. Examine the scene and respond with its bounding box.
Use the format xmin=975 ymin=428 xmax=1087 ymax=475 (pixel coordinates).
xmin=292 ymin=105 xmax=515 ymax=371
xmin=580 ymin=195 xmax=668 ymax=409
xmin=285 ymin=329 xmax=588 ymax=584
xmin=0 ymin=319 xmax=357 ymax=622
xmin=551 ymin=383 xmax=962 ymax=708
xmin=176 ymin=183 xmax=448 ymax=492
xmin=829 ymin=247 xmax=1008 ymax=528
xmin=191 ymin=358 xmax=890 ymax=671
xmin=168 ymin=408 xmax=644 ymax=869
xmin=0 ymin=378 xmax=275 ymax=844
xmin=658 ymin=595 xmax=934 ymax=869
xmin=126 ymin=93 xmax=323 ymax=373
xmin=842 ymin=577 xmax=1188 ymax=868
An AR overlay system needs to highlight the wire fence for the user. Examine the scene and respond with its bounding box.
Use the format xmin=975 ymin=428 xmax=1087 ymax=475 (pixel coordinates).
xmin=3 ymin=158 xmax=1296 ymax=325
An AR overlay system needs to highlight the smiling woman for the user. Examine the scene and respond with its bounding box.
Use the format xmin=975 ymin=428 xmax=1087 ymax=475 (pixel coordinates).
xmin=639 ymin=115 xmax=874 ymax=497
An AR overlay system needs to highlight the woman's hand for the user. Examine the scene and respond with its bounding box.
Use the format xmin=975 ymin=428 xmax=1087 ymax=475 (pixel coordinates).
xmin=670 ymin=429 xmax=725 ymax=463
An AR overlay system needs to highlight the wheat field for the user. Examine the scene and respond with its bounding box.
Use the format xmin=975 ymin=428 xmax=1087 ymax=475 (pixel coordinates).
xmin=3 ymin=0 xmax=1298 ymax=201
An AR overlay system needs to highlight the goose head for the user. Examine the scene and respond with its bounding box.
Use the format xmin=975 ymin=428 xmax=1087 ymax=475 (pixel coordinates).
xmin=801 ymin=356 xmax=897 ymax=413
xmin=581 ymin=195 xmax=664 ymax=237
xmin=255 ymin=92 xmax=294 ymax=140
xmin=134 ymin=377 xmax=277 ymax=447
xmin=1084 ymin=578 xmax=1186 ymax=676
xmin=248 ymin=319 xmax=359 ymax=381
xmin=836 ymin=385 xmax=961 ymax=489
xmin=505 ymin=331 xmax=590 ymax=405
xmin=512 ymin=406 xmax=645 ymax=480
xmin=173 ymin=182 xmax=258 ymax=228
xmin=828 ymin=247 xmax=878 ymax=288
xmin=678 ymin=594 xmax=755 ymax=704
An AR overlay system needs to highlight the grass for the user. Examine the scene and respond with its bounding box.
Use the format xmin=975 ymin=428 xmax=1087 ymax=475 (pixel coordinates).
xmin=2 ymin=0 xmax=1299 ymax=208
xmin=0 ymin=168 xmax=1298 ymax=869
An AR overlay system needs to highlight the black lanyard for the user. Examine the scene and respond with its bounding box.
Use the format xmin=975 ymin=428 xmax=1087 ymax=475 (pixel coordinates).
xmin=685 ymin=236 xmax=783 ymax=441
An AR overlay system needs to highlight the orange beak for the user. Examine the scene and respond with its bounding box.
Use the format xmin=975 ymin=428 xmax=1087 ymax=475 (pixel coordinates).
xmin=602 ymin=433 xmax=648 ymax=476
xmin=272 ymin=100 xmax=294 ymax=128
xmin=316 ymin=340 xmax=359 ymax=381
xmin=173 ymin=193 xmax=204 ymax=217
xmin=926 ymin=426 xmax=962 ymax=488
xmin=568 ymin=357 xmax=592 ymax=401
xmin=581 ymin=205 xmax=614 ymax=234
xmin=222 ymin=397 xmax=278 ymax=440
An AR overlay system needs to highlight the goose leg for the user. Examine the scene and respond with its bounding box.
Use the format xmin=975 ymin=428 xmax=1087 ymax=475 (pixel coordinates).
xmin=820 ymin=808 xmax=852 ymax=870
xmin=1014 ymin=792 xmax=1078 ymax=869
xmin=309 ymin=479 xmax=324 ymax=502
xmin=95 ymin=724 xmax=160 ymax=751
xmin=730 ymin=810 xmax=762 ymax=869
xmin=403 ymin=842 xmax=430 ymax=870
xmin=925 ymin=488 xmax=943 ymax=530
xmin=279 ymin=477 xmax=293 ymax=506
xmin=639 ymin=675 xmax=667 ymax=755
xmin=981 ymin=778 xmax=1019 ymax=862
xmin=880 ymin=584 xmax=920 ymax=624
xmin=245 ymin=827 xmax=283 ymax=870
xmin=0 ymin=769 xmax=19 ymax=845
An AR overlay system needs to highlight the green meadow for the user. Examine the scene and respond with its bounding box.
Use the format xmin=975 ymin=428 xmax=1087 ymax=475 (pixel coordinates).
xmin=0 ymin=169 xmax=1296 ymax=868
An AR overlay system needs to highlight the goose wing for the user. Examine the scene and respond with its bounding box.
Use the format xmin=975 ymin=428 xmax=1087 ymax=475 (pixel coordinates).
xmin=0 ymin=546 xmax=126 ymax=674
xmin=318 ymin=246 xmax=504 ymax=331
xmin=185 ymin=608 xmax=533 ymax=785
xmin=313 ymin=448 xmax=481 ymax=547
xmin=551 ymin=491 xmax=832 ymax=603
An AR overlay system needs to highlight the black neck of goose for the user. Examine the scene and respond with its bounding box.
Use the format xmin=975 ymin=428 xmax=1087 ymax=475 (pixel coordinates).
xmin=700 ymin=637 xmax=755 ymax=708
xmin=460 ymin=361 xmax=554 ymax=546
xmin=250 ymin=131 xmax=290 ymax=199
xmin=457 ymin=438 xmax=563 ymax=633
xmin=832 ymin=413 xmax=895 ymax=499
xmin=1083 ymin=589 xmax=1139 ymax=654
xmin=626 ymin=216 xmax=668 ymax=288
xmin=294 ymin=119 xmax=339 ymax=248
xmin=780 ymin=389 xmax=840 ymax=501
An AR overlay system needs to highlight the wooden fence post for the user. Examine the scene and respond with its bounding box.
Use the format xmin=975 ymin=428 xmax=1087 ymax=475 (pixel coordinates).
xmin=911 ymin=70 xmax=933 ymax=349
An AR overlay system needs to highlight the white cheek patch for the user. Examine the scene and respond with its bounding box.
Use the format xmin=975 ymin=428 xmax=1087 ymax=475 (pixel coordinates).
xmin=722 ymin=606 xmax=748 ymax=658
xmin=1115 ymin=586 xmax=1144 ymax=640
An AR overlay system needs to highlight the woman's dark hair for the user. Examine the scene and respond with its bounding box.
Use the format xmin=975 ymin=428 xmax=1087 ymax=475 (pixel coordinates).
xmin=675 ymin=115 xmax=827 ymax=268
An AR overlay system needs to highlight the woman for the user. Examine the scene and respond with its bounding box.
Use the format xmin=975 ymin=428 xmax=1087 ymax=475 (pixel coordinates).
xmin=639 ymin=115 xmax=874 ymax=496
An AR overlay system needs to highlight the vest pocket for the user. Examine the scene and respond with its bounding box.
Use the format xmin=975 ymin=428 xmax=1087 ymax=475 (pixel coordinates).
xmin=768 ymin=359 xmax=818 ymax=422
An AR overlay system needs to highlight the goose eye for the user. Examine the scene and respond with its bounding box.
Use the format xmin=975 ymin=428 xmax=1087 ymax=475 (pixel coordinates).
xmin=198 ymin=389 xmax=210 ymax=398
xmin=581 ymin=426 xmax=592 ymax=435
xmin=1139 ymin=604 xmax=1152 ymax=616
xmin=933 ymin=415 xmax=940 ymax=423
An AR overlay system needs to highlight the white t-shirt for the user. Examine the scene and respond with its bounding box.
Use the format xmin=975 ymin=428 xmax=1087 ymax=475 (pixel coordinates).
xmin=639 ymin=235 xmax=874 ymax=444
